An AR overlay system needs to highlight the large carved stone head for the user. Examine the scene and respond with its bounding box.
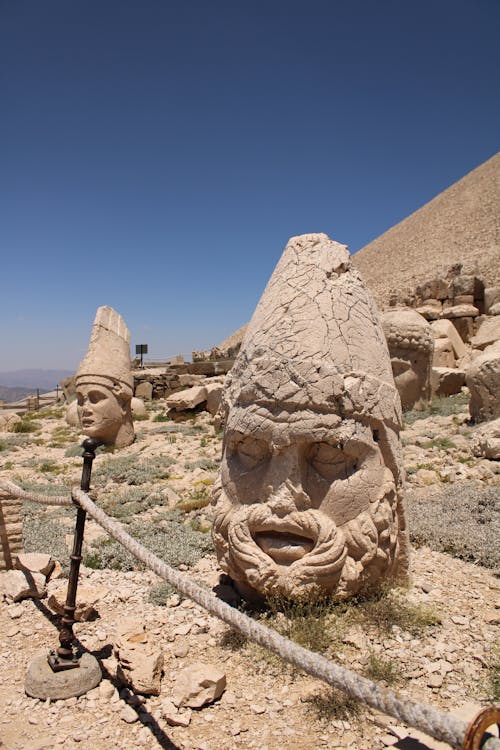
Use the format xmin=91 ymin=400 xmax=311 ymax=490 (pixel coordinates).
xmin=75 ymin=306 xmax=134 ymax=448
xmin=212 ymin=234 xmax=409 ymax=602
xmin=381 ymin=309 xmax=434 ymax=411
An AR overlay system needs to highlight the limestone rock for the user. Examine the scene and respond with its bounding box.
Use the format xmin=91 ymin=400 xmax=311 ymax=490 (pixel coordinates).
xmin=134 ymin=381 xmax=153 ymax=400
xmin=0 ymin=570 xmax=46 ymax=602
xmin=131 ymin=397 xmax=147 ymax=417
xmin=465 ymin=344 xmax=500 ymax=422
xmin=172 ymin=662 xmax=226 ymax=708
xmin=432 ymin=338 xmax=455 ymax=368
xmin=430 ymin=319 xmax=467 ymax=359
xmin=484 ymin=286 xmax=500 ymax=313
xmin=470 ymin=316 xmax=500 ymax=350
xmin=114 ymin=618 xmax=164 ymax=696
xmin=160 ymin=698 xmax=192 ymax=726
xmin=443 ymin=304 xmax=479 ymax=319
xmin=178 ymin=374 xmax=207 ymax=387
xmin=213 ymin=233 xmax=408 ymax=602
xmin=75 ymin=306 xmax=135 ymax=448
xmin=431 ymin=367 xmax=465 ymax=396
xmin=205 ymin=382 xmax=224 ymax=415
xmin=47 ymin=583 xmax=108 ymax=621
xmin=416 ymin=300 xmax=442 ymax=320
xmin=166 ymin=385 xmax=208 ymax=411
xmin=381 ymin=309 xmax=434 ymax=410
xmin=15 ymin=553 xmax=55 ymax=577
xmin=470 ymin=419 xmax=500 ymax=460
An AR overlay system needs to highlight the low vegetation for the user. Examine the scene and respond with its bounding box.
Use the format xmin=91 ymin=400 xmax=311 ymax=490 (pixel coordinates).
xmin=403 ymin=392 xmax=469 ymax=425
xmin=406 ymin=481 xmax=500 ymax=568
xmin=83 ymin=512 xmax=213 ymax=571
xmin=94 ymin=454 xmax=174 ymax=485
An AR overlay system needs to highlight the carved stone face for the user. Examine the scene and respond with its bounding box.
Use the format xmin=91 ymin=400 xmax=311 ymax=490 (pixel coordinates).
xmin=381 ymin=310 xmax=434 ymax=411
xmin=76 ymin=383 xmax=125 ymax=445
xmin=389 ymin=352 xmax=425 ymax=411
xmin=212 ymin=402 xmax=403 ymax=601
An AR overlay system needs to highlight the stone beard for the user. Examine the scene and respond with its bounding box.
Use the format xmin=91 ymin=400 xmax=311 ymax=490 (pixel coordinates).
xmin=212 ymin=402 xmax=406 ymax=601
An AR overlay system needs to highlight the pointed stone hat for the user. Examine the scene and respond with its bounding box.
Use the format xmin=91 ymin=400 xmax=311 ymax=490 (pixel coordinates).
xmin=224 ymin=233 xmax=401 ymax=430
xmin=76 ymin=306 xmax=133 ymax=396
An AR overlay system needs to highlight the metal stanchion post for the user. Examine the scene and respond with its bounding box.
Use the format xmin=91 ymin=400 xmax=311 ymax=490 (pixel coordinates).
xmin=48 ymin=438 xmax=101 ymax=672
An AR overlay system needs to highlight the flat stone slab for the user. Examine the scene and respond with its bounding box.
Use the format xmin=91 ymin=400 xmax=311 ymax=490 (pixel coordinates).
xmin=25 ymin=652 xmax=102 ymax=700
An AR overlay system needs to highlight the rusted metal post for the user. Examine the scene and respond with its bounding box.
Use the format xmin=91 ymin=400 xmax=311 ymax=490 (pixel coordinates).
xmin=48 ymin=438 xmax=101 ymax=672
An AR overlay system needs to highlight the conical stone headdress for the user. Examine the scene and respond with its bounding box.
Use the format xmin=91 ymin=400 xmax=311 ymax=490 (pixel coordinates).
xmin=223 ymin=233 xmax=401 ymax=431
xmin=76 ymin=306 xmax=133 ymax=397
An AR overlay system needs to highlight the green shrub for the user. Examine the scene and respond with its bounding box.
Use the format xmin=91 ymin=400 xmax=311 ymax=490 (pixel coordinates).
xmin=153 ymin=413 xmax=170 ymax=422
xmin=11 ymin=420 xmax=38 ymax=434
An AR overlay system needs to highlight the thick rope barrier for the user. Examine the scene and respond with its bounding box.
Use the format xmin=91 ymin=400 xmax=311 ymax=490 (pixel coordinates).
xmin=1 ymin=478 xmax=498 ymax=748
xmin=0 ymin=479 xmax=73 ymax=507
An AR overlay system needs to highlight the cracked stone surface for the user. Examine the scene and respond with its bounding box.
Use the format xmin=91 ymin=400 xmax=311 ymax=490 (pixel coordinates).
xmin=212 ymin=233 xmax=409 ymax=601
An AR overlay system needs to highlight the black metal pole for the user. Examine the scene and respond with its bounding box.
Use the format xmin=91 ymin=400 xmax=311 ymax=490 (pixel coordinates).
xmin=48 ymin=437 xmax=101 ymax=672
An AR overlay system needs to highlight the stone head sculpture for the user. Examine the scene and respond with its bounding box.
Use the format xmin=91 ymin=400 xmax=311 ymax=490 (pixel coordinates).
xmin=381 ymin=309 xmax=434 ymax=411
xmin=212 ymin=233 xmax=409 ymax=602
xmin=75 ymin=306 xmax=135 ymax=448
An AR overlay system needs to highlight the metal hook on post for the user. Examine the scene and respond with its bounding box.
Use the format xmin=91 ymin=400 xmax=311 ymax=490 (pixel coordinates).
xmin=48 ymin=438 xmax=102 ymax=672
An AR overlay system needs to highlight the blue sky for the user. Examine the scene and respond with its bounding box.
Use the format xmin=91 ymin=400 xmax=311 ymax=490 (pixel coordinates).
xmin=1 ymin=0 xmax=498 ymax=371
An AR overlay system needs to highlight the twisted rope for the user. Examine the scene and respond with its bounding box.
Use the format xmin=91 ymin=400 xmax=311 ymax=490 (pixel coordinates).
xmin=0 ymin=479 xmax=73 ymax=507
xmin=72 ymin=485 xmax=498 ymax=750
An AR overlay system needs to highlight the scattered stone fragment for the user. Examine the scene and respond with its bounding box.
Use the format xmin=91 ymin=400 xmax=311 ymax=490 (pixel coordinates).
xmin=0 ymin=570 xmax=46 ymax=602
xmin=172 ymin=662 xmax=226 ymax=708
xmin=15 ymin=553 xmax=55 ymax=577
xmin=160 ymin=698 xmax=192 ymax=727
xmin=47 ymin=583 xmax=108 ymax=621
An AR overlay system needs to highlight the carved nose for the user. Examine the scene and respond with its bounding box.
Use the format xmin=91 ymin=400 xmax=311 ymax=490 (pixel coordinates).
xmin=266 ymin=483 xmax=298 ymax=517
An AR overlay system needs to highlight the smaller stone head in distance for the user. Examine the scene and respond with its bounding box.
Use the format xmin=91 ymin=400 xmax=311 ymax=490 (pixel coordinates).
xmin=75 ymin=306 xmax=135 ymax=448
xmin=381 ymin=309 xmax=434 ymax=411
xmin=212 ymin=233 xmax=409 ymax=603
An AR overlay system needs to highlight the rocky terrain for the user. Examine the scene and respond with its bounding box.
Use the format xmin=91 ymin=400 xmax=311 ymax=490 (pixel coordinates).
xmin=0 ymin=395 xmax=498 ymax=750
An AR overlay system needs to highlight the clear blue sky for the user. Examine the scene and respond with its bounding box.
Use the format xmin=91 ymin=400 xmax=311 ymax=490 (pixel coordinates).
xmin=1 ymin=0 xmax=498 ymax=371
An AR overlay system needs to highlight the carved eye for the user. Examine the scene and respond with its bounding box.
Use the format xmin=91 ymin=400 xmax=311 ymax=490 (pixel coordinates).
xmin=308 ymin=442 xmax=357 ymax=481
xmin=232 ymin=435 xmax=270 ymax=470
xmin=88 ymin=390 xmax=107 ymax=405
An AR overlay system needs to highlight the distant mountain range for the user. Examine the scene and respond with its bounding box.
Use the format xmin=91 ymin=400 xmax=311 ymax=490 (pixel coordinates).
xmin=0 ymin=369 xmax=73 ymax=391
xmin=0 ymin=385 xmax=42 ymax=403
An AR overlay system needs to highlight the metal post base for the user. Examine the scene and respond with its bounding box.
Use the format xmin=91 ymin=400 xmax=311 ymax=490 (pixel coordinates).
xmin=25 ymin=652 xmax=102 ymax=700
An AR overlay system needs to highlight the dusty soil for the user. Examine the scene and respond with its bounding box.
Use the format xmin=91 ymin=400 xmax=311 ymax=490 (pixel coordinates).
xmin=0 ymin=401 xmax=498 ymax=750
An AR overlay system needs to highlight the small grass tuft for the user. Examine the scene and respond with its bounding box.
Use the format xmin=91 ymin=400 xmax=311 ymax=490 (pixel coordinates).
xmin=307 ymin=688 xmax=361 ymax=722
xmin=363 ymin=650 xmax=405 ymax=685
xmin=11 ymin=419 xmax=38 ymax=433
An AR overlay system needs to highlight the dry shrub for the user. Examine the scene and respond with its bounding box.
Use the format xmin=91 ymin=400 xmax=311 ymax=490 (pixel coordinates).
xmin=406 ymin=481 xmax=500 ymax=568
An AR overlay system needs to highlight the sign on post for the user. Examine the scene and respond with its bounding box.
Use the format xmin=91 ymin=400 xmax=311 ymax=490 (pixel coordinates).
xmin=135 ymin=344 xmax=148 ymax=367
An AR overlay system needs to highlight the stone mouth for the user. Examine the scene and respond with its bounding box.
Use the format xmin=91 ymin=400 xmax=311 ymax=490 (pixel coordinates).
xmin=253 ymin=530 xmax=315 ymax=565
